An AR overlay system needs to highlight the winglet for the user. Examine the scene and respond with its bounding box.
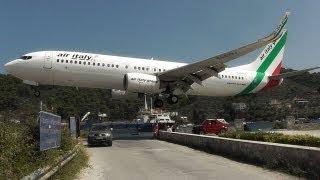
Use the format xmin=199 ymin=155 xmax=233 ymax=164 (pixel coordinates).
xmin=273 ymin=12 xmax=290 ymax=37
xmin=258 ymin=12 xmax=289 ymax=43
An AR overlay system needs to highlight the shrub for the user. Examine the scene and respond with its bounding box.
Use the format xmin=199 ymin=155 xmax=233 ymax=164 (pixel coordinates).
xmin=0 ymin=121 xmax=78 ymax=179
xmin=219 ymin=131 xmax=320 ymax=147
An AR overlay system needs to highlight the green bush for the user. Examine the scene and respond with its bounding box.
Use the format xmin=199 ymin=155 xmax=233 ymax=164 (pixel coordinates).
xmin=0 ymin=121 xmax=78 ymax=179
xmin=49 ymin=147 xmax=89 ymax=180
xmin=219 ymin=131 xmax=320 ymax=147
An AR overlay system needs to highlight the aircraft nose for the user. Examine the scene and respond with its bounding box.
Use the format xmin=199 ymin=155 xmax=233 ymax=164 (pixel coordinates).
xmin=4 ymin=60 xmax=19 ymax=74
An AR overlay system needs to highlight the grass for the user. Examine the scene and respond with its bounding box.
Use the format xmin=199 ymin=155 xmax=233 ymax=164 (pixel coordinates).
xmin=0 ymin=121 xmax=78 ymax=179
xmin=219 ymin=131 xmax=320 ymax=147
xmin=49 ymin=147 xmax=89 ymax=180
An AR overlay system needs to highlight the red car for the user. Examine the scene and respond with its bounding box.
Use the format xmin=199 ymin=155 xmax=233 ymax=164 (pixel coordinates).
xmin=192 ymin=119 xmax=229 ymax=135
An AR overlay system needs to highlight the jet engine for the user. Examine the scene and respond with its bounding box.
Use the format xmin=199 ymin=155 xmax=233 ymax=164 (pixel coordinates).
xmin=123 ymin=73 xmax=163 ymax=93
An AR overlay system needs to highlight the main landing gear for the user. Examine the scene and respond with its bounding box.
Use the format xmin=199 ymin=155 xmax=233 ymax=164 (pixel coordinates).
xmin=167 ymin=94 xmax=179 ymax=105
xmin=153 ymin=94 xmax=179 ymax=108
xmin=154 ymin=98 xmax=164 ymax=108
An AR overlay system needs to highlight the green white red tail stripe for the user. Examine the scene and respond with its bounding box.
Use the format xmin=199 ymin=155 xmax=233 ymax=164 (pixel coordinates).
xmin=239 ymin=30 xmax=288 ymax=95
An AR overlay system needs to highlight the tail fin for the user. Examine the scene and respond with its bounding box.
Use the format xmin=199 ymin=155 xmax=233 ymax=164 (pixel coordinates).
xmin=240 ymin=12 xmax=289 ymax=75
xmin=243 ymin=29 xmax=288 ymax=75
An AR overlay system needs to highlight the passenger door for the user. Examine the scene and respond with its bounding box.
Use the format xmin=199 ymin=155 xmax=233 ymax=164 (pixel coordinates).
xmin=44 ymin=52 xmax=52 ymax=69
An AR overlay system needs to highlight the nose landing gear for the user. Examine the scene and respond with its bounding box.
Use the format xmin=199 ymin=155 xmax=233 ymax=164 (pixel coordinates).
xmin=31 ymin=86 xmax=40 ymax=97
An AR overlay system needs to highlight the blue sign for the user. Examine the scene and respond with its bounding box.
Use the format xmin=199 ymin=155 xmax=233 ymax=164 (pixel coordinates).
xmin=39 ymin=111 xmax=61 ymax=151
xmin=69 ymin=117 xmax=77 ymax=138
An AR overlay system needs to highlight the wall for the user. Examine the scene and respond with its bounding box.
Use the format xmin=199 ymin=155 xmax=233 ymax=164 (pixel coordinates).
xmin=158 ymin=131 xmax=320 ymax=178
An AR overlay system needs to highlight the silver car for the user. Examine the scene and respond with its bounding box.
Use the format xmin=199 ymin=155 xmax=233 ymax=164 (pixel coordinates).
xmin=87 ymin=124 xmax=113 ymax=146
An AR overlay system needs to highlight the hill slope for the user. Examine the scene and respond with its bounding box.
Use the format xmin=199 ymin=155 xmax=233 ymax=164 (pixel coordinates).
xmin=0 ymin=69 xmax=319 ymax=123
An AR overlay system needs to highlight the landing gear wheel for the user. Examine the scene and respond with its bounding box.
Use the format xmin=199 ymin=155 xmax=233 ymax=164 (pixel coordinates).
xmin=154 ymin=98 xmax=164 ymax=108
xmin=167 ymin=95 xmax=179 ymax=104
xmin=31 ymin=87 xmax=40 ymax=97
xmin=33 ymin=90 xmax=40 ymax=97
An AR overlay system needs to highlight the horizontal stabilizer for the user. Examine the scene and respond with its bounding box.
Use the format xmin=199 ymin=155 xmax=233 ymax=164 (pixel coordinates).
xmin=269 ymin=67 xmax=320 ymax=80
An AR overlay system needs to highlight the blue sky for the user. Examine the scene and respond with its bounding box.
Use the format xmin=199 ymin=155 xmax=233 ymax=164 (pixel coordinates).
xmin=0 ymin=0 xmax=319 ymax=73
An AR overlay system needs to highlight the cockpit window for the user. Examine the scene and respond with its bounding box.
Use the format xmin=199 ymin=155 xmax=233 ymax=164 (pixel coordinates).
xmin=20 ymin=56 xmax=32 ymax=60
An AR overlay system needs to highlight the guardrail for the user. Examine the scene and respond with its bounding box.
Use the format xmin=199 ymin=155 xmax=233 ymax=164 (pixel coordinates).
xmin=158 ymin=131 xmax=320 ymax=178
xmin=22 ymin=145 xmax=80 ymax=180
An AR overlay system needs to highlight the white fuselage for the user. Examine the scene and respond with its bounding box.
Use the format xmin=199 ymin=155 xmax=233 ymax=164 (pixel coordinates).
xmin=5 ymin=51 xmax=269 ymax=97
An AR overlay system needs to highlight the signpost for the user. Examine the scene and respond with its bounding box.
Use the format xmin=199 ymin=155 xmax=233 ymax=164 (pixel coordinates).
xmin=69 ymin=117 xmax=77 ymax=138
xmin=39 ymin=111 xmax=61 ymax=151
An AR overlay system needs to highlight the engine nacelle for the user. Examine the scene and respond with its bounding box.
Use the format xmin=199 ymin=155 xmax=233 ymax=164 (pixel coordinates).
xmin=124 ymin=73 xmax=162 ymax=93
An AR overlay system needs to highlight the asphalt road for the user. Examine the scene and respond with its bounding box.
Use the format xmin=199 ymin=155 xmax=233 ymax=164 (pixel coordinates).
xmin=78 ymin=139 xmax=297 ymax=180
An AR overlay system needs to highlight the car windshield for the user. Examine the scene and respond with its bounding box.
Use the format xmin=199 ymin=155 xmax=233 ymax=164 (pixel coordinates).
xmin=91 ymin=125 xmax=110 ymax=131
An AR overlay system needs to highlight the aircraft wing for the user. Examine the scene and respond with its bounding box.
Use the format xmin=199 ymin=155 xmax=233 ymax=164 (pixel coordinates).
xmin=269 ymin=67 xmax=320 ymax=80
xmin=157 ymin=12 xmax=289 ymax=91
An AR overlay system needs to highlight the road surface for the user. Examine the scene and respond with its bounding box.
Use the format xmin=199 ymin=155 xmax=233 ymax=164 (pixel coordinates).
xmin=78 ymin=139 xmax=297 ymax=180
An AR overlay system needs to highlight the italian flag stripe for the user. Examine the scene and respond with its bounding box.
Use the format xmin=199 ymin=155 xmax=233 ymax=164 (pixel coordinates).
xmin=239 ymin=31 xmax=287 ymax=95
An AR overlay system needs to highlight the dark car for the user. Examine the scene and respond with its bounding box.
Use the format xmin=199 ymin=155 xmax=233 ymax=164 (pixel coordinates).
xmin=192 ymin=119 xmax=229 ymax=135
xmin=88 ymin=124 xmax=113 ymax=146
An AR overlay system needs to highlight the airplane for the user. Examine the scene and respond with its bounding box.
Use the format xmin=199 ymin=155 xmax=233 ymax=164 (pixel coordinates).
xmin=4 ymin=12 xmax=319 ymax=108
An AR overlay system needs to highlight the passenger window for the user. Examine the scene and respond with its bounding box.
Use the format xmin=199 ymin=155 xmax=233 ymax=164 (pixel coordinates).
xmin=66 ymin=60 xmax=68 ymax=63
xmin=112 ymin=64 xmax=114 ymax=67
xmin=146 ymin=68 xmax=149 ymax=71
xmin=61 ymin=60 xmax=64 ymax=63
xmin=97 ymin=63 xmax=100 ymax=66
xmin=116 ymin=65 xmax=119 ymax=68
xmin=79 ymin=61 xmax=82 ymax=64
xmin=163 ymin=69 xmax=165 ymax=72
xmin=232 ymin=76 xmax=234 ymax=79
xmin=134 ymin=66 xmax=136 ymax=69
xmin=228 ymin=76 xmax=230 ymax=78
xmin=159 ymin=69 xmax=161 ymax=72
xmin=142 ymin=67 xmax=145 ymax=70
xmin=74 ymin=61 xmax=77 ymax=64
xmin=138 ymin=67 xmax=141 ymax=70
xmin=70 ymin=60 xmax=73 ymax=63
xmin=125 ymin=65 xmax=128 ymax=69
xmin=102 ymin=63 xmax=105 ymax=67
xmin=88 ymin=62 xmax=90 ymax=65
xmin=57 ymin=59 xmax=59 ymax=62
xmin=107 ymin=64 xmax=110 ymax=67
xmin=83 ymin=62 xmax=86 ymax=65
xmin=154 ymin=68 xmax=156 ymax=72
xmin=242 ymin=77 xmax=244 ymax=80
xmin=93 ymin=63 xmax=95 ymax=66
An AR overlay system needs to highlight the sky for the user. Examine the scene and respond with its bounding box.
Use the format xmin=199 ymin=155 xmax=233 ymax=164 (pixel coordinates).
xmin=0 ymin=0 xmax=319 ymax=73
